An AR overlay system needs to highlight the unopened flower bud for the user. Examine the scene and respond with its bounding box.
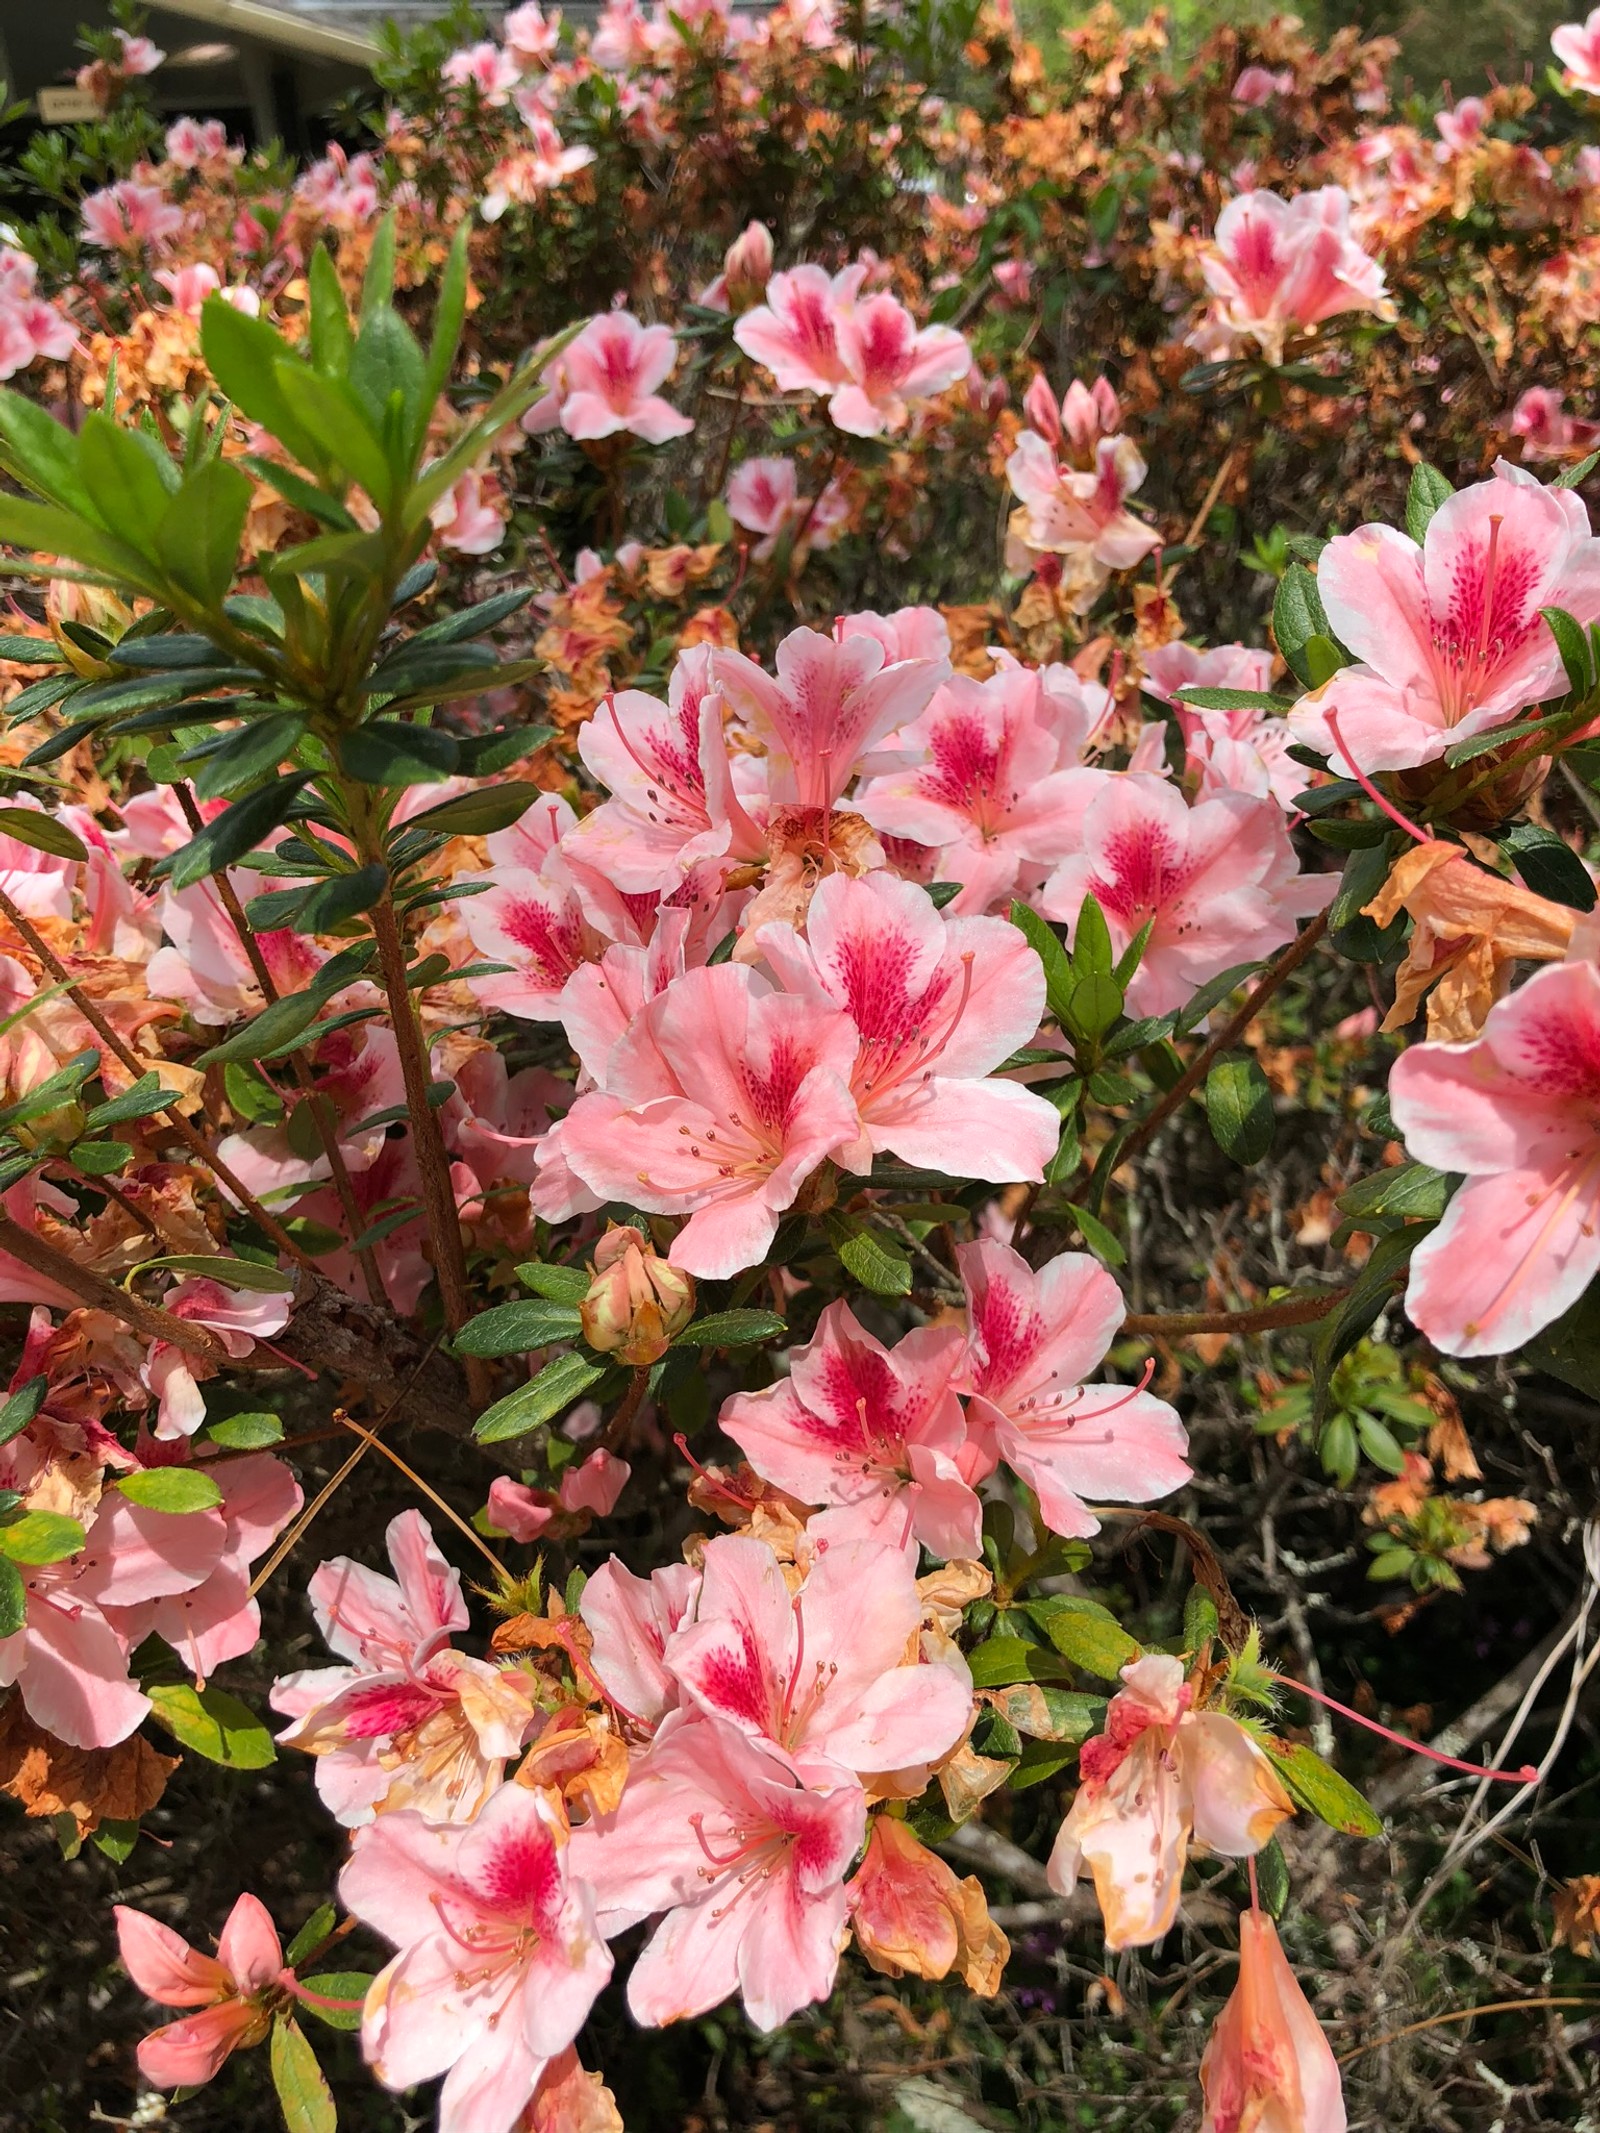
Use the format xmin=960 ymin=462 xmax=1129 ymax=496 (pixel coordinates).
xmin=580 ymin=1227 xmax=695 ymax=1365
xmin=721 ymin=220 xmax=774 ymax=311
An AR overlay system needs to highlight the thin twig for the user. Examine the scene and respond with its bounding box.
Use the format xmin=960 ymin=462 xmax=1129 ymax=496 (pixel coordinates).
xmin=1123 ymin=1288 xmax=1349 ymax=1338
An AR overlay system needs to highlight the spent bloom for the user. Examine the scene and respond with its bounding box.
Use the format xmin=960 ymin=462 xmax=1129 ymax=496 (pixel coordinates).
xmin=1200 ymin=1910 xmax=1348 ymax=2133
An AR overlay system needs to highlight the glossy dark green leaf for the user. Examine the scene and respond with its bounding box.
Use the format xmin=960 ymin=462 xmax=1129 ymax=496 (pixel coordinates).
xmin=0 ymin=807 xmax=86 ymax=861
xmin=1205 ymin=1055 xmax=1275 ymax=1165
xmin=673 ymin=1309 xmax=788 ymax=1347
xmin=475 ymin=1353 xmax=609 ymax=1444
xmin=337 ymin=721 xmax=459 ymax=785
xmin=453 ymin=1299 xmax=585 ymax=1356
xmin=166 ymin=774 xmax=309 ymax=890
xmin=1404 ymin=462 xmax=1452 ymax=544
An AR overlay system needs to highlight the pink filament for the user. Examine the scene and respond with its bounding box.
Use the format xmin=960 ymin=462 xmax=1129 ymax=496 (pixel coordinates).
xmin=1269 ymin=1672 xmax=1538 ymax=1785
xmin=1323 ymin=706 xmax=1431 ymax=844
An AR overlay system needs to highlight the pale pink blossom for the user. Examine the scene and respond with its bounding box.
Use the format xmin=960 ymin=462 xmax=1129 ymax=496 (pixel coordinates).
xmin=733 ymin=262 xmax=866 ymax=392
xmin=1144 ymin=642 xmax=1302 ymax=812
xmin=1232 ymin=64 xmax=1293 ymax=106
xmin=993 ymin=258 xmax=1034 ymax=305
xmin=571 ymin=1710 xmax=866 ymax=2030
xmin=504 ymin=1 xmax=562 ymax=66
xmin=714 ymin=622 xmax=948 ymax=809
xmin=482 ymin=112 xmax=596 ymax=217
xmin=165 ymin=117 xmax=229 ymax=168
xmin=958 ymin=1240 xmax=1192 ymax=1539
xmin=271 ymin=1510 xmax=540 ymax=1824
xmin=725 ymin=456 xmax=847 ymax=559
xmin=1510 ymin=386 xmax=1600 ymax=462
xmin=430 ymin=468 xmax=508 ymax=553
xmin=1554 ymin=9 xmax=1600 ymax=94
xmin=856 ymin=665 xmax=1100 ymax=911
xmin=580 ymin=1558 xmax=701 ymax=1724
xmin=1387 ymin=957 xmax=1600 ymax=1355
xmin=1200 ymin=1910 xmax=1347 ymax=2133
xmin=828 ymin=292 xmax=971 ymax=438
xmin=720 ymin=1301 xmax=982 ymax=1557
xmin=80 ymin=180 xmax=185 ymax=252
xmin=486 ymin=1450 xmax=632 ymax=1539
xmin=537 ymin=310 xmax=693 ymax=443
xmin=756 ymin=871 xmax=1060 ymax=1179
xmin=1040 ymin=772 xmax=1330 ymax=1017
xmin=154 ymin=262 xmax=220 ymax=316
xmin=106 ymin=30 xmax=165 ymax=77
xmin=1006 ymin=431 xmax=1160 ymax=589
xmin=115 ymin=1895 xmax=280 ymax=2091
xmin=342 ymin=1782 xmax=612 ymax=2133
xmin=1288 ymin=465 xmax=1600 ymax=773
xmin=442 ymin=39 xmax=523 ymax=102
xmin=662 ymin=1532 xmax=970 ymax=1780
xmin=1024 ymin=372 xmax=1121 ymax=452
xmin=591 ymin=0 xmax=657 ymax=71
xmin=840 ymin=606 xmax=953 ymax=665
xmin=141 ymin=1274 xmax=292 ymax=1439
xmin=1196 ymin=186 xmax=1389 ymax=363
xmin=1436 ymin=96 xmax=1487 ymax=155
xmin=554 ymin=961 xmax=861 ymax=1277
xmin=699 ymin=219 xmax=774 ymax=310
xmin=1047 ymin=1656 xmax=1293 ymax=1948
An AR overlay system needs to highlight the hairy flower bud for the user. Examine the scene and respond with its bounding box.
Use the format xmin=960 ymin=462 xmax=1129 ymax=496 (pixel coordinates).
xmin=580 ymin=1227 xmax=694 ymax=1365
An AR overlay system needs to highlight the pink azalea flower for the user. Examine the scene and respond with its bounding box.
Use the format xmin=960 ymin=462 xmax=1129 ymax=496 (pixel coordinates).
xmin=141 ymin=1274 xmax=292 ymax=1440
xmin=840 ymin=605 xmax=953 ymax=665
xmin=430 ymin=468 xmax=508 ymax=553
xmin=733 ymin=262 xmax=866 ymax=392
xmin=115 ymin=1894 xmax=282 ymax=2090
xmin=79 ymin=180 xmax=185 ymax=252
xmin=1197 ymin=186 xmax=1388 ymax=363
xmin=504 ymin=0 xmax=562 ymax=66
xmin=1554 ymin=9 xmax=1600 ymax=93
xmin=546 ymin=310 xmax=694 ymax=444
xmin=720 ymin=1301 xmax=983 ymax=1557
xmin=1232 ymin=64 xmax=1293 ymax=105
xmin=958 ymin=1240 xmax=1192 ymax=1539
xmin=165 ymin=116 xmax=229 ymax=167
xmin=580 ymin=1557 xmax=701 ymax=1724
xmin=442 ymin=39 xmax=523 ymax=102
xmin=1287 ymin=465 xmax=1600 ymax=773
xmin=113 ymin=30 xmax=165 ymax=75
xmin=1144 ymin=645 xmax=1303 ymax=813
xmin=756 ymin=871 xmax=1060 ymax=1179
xmin=0 ymin=282 xmax=75 ymax=379
xmin=571 ymin=1710 xmax=866 ymax=2030
xmin=1436 ymin=96 xmax=1487 ymax=155
xmin=856 ymin=665 xmax=1101 ymax=911
xmin=1510 ymin=386 xmax=1600 ymax=461
xmin=486 ymin=1450 xmax=632 ymax=1540
xmin=1386 ymin=957 xmax=1600 ymax=1355
xmin=1006 ymin=431 xmax=1160 ymax=577
xmin=566 ymin=652 xmax=763 ymax=892
xmin=1025 ymin=372 xmax=1121 ymax=452
xmin=555 ymin=961 xmax=861 ymax=1277
xmin=1039 ymin=772 xmax=1332 ymax=1018
xmin=270 ymin=1510 xmax=540 ymax=1824
xmin=154 ymin=262 xmax=219 ymax=315
xmin=663 ymin=1532 xmax=971 ymax=1779
xmin=828 ymin=292 xmax=971 ymax=437
xmin=482 ymin=114 xmax=596 ymax=218
xmin=341 ymin=1782 xmax=612 ymax=2133
xmin=1200 ymin=1913 xmax=1348 ymax=2133
xmin=1047 ymin=1656 xmax=1293 ymax=1949
xmin=725 ymin=456 xmax=847 ymax=559
xmin=699 ymin=219 xmax=775 ymax=310
xmin=714 ymin=622 xmax=948 ymax=809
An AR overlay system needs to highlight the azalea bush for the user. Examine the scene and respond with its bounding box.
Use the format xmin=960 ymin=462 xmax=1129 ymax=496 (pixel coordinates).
xmin=4 ymin=4 xmax=1600 ymax=2132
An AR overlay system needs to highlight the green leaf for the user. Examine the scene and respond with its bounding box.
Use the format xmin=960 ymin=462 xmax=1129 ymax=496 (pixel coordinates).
xmin=78 ymin=414 xmax=178 ymax=558
xmin=827 ymin=1214 xmax=913 ymax=1297
xmin=1184 ymin=1586 xmax=1220 ymax=1654
xmin=981 ymin=1684 xmax=1105 ymax=1742
xmin=193 ymin=989 xmax=323 ymax=1066
xmin=1555 ymin=449 xmax=1600 ymax=490
xmin=0 ymin=1509 xmax=84 ymax=1565
xmin=136 ymin=1253 xmax=295 ymax=1292
xmin=1335 ymin=1163 xmax=1449 ymax=1226
xmin=1176 ymin=686 xmax=1295 ymax=713
xmin=0 ymin=807 xmax=87 ymax=861
xmin=1524 ymin=1276 xmax=1600 ymax=1401
xmin=1255 ymin=1833 xmax=1291 ymax=1917
xmin=185 ymin=714 xmax=308 ymax=803
xmin=350 ymin=305 xmax=427 ymax=463
xmin=1023 ymin=1596 xmax=1140 ymax=1680
xmin=337 ymin=721 xmax=459 ymax=786
xmin=0 ymin=493 xmax=162 ymax=591
xmin=270 ymin=2014 xmax=337 ymax=2133
xmin=114 ymin=1468 xmax=224 ymax=1514
xmin=361 ymin=214 xmax=397 ymax=321
xmin=1265 ymin=1738 xmax=1383 ymax=1837
xmin=673 ymin=1309 xmax=788 ymax=1348
xmin=401 ymin=782 xmax=542 ymax=839
xmin=1273 ymin=563 xmax=1333 ymax=687
xmin=514 ymin=1260 xmax=593 ymax=1305
xmin=1542 ymin=605 xmax=1592 ymax=699
xmin=453 ymin=1299 xmax=584 ymax=1356
xmin=1442 ymin=714 xmax=1549 ymax=768
xmin=0 ymin=390 xmax=93 ymax=513
xmin=248 ymin=863 xmax=389 ymax=935
xmin=420 ymin=224 xmax=471 ymax=425
xmin=0 ymin=1556 xmax=24 ymax=1637
xmin=307 ymin=246 xmax=353 ymax=380
xmin=166 ymin=774 xmax=309 ymax=891
xmin=0 ymin=1375 xmax=47 ymax=1447
xmin=276 ymin=362 xmax=394 ymax=507
xmin=155 ymin=458 xmax=252 ymax=607
xmin=1073 ymin=892 xmax=1114 ymax=978
xmin=1205 ymin=1055 xmax=1275 ymax=1165
xmin=1329 ymin=840 xmax=1405 ymax=964
xmin=296 ymin=1973 xmax=373 ymax=2032
xmin=1064 ymin=971 xmax=1123 ymax=1044
xmin=206 ymin=1410 xmax=285 ymax=1449
xmin=68 ymin=1138 xmax=132 ymax=1176
xmin=1063 ymin=1200 xmax=1125 ymax=1268
xmin=146 ymin=1683 xmax=277 ymax=1767
xmin=82 ymin=1074 xmax=169 ymax=1131
xmin=201 ymin=300 xmax=327 ymax=472
xmin=1312 ymin=1224 xmax=1429 ymax=1419
xmin=1010 ymin=898 xmax=1074 ymax=1026
xmin=284 ymin=1903 xmax=338 ymax=1968
xmin=967 ymin=1638 xmax=1078 ymax=1688
xmin=1404 ymin=462 xmax=1453 ymax=544
xmin=1502 ymin=822 xmax=1598 ymax=912
xmin=475 ymin=1353 xmax=609 ymax=1444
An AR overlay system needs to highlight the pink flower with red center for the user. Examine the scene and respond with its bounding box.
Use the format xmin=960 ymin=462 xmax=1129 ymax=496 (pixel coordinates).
xmin=115 ymin=1894 xmax=283 ymax=2090
xmin=341 ymin=1781 xmax=612 ymax=2133
xmin=714 ymin=622 xmax=948 ymax=810
xmin=856 ymin=665 xmax=1101 ymax=911
xmin=756 ymin=871 xmax=1060 ymax=1180
xmin=733 ymin=262 xmax=867 ymax=392
xmin=1196 ymin=185 xmax=1388 ymax=363
xmin=571 ymin=1710 xmax=866 ymax=2031
xmin=1387 ymin=956 xmax=1600 ymax=1355
xmin=442 ymin=39 xmax=523 ymax=102
xmin=724 ymin=455 xmax=848 ymax=559
xmin=1046 ymin=1656 xmax=1293 ymax=1949
xmin=580 ymin=1557 xmax=702 ymax=1724
xmin=540 ymin=310 xmax=694 ymax=444
xmin=1436 ymin=96 xmax=1487 ymax=154
xmin=1232 ymin=64 xmax=1293 ymax=105
xmin=1288 ymin=464 xmax=1600 ymax=773
xmin=827 ymin=291 xmax=971 ymax=437
xmin=79 ymin=180 xmax=185 ymax=252
xmin=164 ymin=116 xmax=229 ymax=167
xmin=141 ymin=1273 xmax=292 ymax=1440
xmin=661 ymin=1531 xmax=971 ymax=1780
xmin=1554 ymin=9 xmax=1600 ymax=93
xmin=1039 ymin=771 xmax=1331 ymax=1018
xmin=271 ymin=1510 xmax=540 ymax=1825
xmin=719 ymin=1301 xmax=983 ymax=1558
xmin=957 ymin=1239 xmax=1192 ymax=1539
xmin=554 ymin=961 xmax=861 ymax=1278
xmin=1144 ymin=643 xmax=1303 ymax=813
xmin=482 ymin=113 xmax=596 ymax=218
xmin=504 ymin=1 xmax=562 ymax=66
